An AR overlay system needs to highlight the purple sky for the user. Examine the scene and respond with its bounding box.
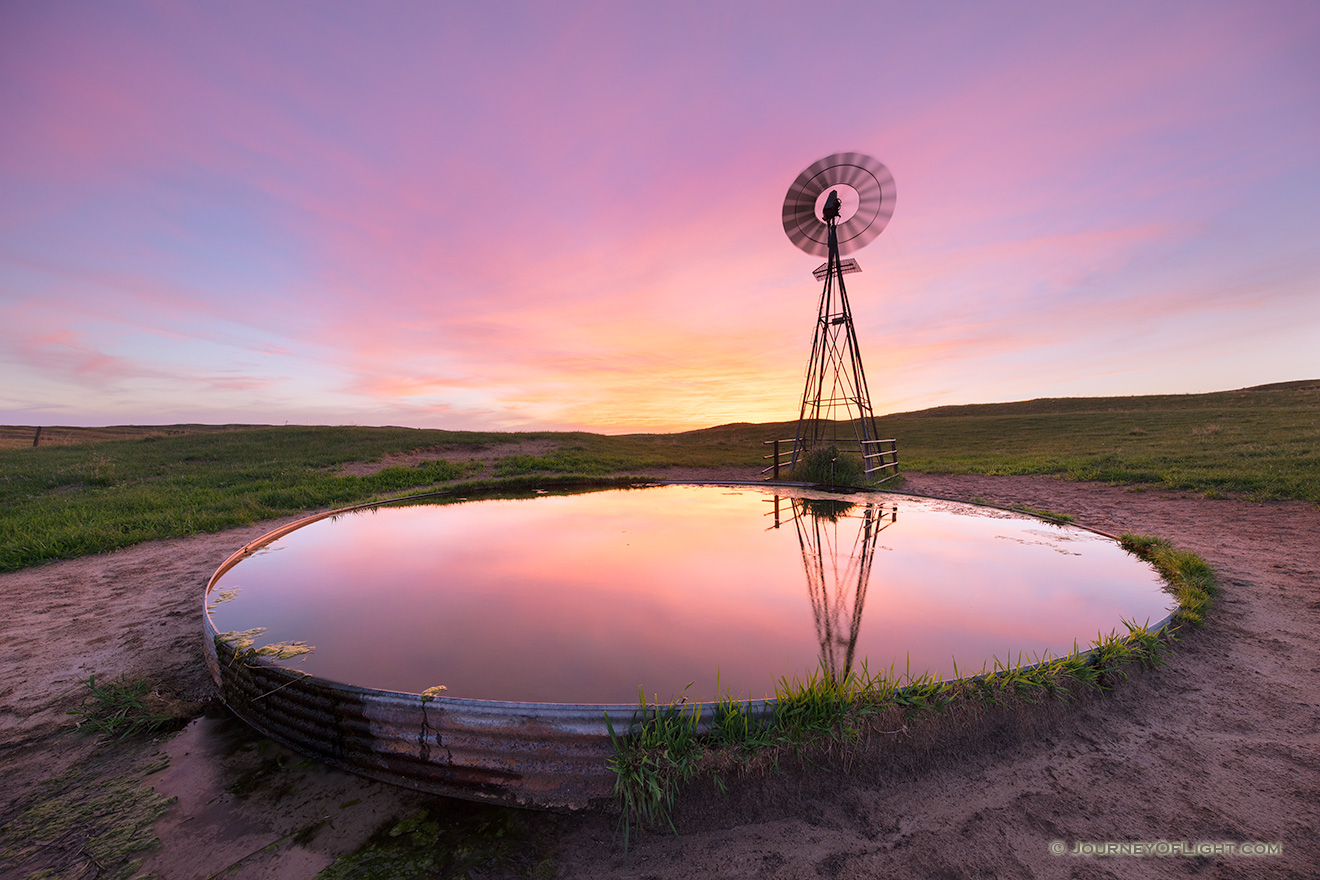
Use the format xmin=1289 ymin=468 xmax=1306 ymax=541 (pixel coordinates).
xmin=2 ymin=1 xmax=1317 ymax=432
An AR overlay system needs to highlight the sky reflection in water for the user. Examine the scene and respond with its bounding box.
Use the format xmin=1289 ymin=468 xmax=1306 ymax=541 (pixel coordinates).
xmin=208 ymin=485 xmax=1171 ymax=704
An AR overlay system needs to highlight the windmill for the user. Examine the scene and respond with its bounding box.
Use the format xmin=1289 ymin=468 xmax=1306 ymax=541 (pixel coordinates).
xmin=780 ymin=152 xmax=899 ymax=482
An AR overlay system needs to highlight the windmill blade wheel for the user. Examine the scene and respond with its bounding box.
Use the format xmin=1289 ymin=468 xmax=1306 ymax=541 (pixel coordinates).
xmin=782 ymin=152 xmax=897 ymax=257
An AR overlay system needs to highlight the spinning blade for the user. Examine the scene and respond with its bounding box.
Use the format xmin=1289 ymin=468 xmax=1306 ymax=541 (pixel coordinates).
xmin=781 ymin=151 xmax=897 ymax=257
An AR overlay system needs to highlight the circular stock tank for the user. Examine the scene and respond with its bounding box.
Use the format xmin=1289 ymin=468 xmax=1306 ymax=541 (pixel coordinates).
xmin=204 ymin=483 xmax=1174 ymax=810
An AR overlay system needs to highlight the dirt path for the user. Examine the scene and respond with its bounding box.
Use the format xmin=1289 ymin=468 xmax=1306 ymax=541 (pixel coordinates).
xmin=2 ymin=471 xmax=1316 ymax=878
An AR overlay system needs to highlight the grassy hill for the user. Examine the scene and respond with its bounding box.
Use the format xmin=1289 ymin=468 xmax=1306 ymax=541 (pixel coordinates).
xmin=2 ymin=381 xmax=1315 ymax=571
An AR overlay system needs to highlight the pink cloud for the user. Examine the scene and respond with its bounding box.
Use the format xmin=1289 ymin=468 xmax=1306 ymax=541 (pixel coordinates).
xmin=10 ymin=329 xmax=142 ymax=386
xmin=2 ymin=2 xmax=1315 ymax=429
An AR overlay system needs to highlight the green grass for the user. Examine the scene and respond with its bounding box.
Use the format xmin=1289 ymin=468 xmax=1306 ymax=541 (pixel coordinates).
xmin=2 ymin=380 xmax=1315 ymax=571
xmin=878 ymin=380 xmax=1320 ymax=502
xmin=0 ymin=425 xmax=755 ymax=571
xmin=1007 ymin=504 xmax=1075 ymax=523
xmin=68 ymin=674 xmax=177 ymax=740
xmin=1119 ymin=532 xmax=1219 ymax=628
xmin=789 ymin=444 xmax=866 ymax=486
xmin=605 ymin=688 xmax=703 ymax=847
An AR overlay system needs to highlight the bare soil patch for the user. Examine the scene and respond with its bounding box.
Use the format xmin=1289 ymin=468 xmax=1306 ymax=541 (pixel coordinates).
xmin=334 ymin=439 xmax=559 ymax=476
xmin=2 ymin=470 xmax=1316 ymax=878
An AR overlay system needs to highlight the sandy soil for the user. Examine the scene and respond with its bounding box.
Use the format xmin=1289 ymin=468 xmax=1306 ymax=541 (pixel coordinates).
xmin=1 ymin=470 xmax=1316 ymax=878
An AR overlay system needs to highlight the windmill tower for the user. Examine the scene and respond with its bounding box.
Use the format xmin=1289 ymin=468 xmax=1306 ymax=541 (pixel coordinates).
xmin=780 ymin=153 xmax=899 ymax=482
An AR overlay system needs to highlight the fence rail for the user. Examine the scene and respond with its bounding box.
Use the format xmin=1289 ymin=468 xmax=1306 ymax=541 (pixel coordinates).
xmin=860 ymin=438 xmax=899 ymax=482
xmin=761 ymin=437 xmax=899 ymax=483
xmin=762 ymin=438 xmax=796 ymax=478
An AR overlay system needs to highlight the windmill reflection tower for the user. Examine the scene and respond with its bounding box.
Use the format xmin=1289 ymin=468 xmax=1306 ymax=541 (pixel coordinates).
xmin=770 ymin=496 xmax=897 ymax=684
xmin=780 ymin=153 xmax=899 ymax=481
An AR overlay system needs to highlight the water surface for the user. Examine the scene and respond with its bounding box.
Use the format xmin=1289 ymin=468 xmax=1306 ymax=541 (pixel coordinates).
xmin=207 ymin=485 xmax=1170 ymax=703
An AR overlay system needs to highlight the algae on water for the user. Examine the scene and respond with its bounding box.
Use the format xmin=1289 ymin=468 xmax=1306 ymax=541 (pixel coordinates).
xmin=253 ymin=641 xmax=314 ymax=660
xmin=206 ymin=588 xmax=242 ymax=612
xmin=216 ymin=627 xmax=266 ymax=652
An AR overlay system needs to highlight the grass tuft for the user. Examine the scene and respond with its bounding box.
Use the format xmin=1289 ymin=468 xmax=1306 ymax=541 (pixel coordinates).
xmin=605 ymin=686 xmax=702 ymax=848
xmin=1119 ymin=533 xmax=1218 ymax=628
xmin=791 ymin=445 xmax=866 ymax=487
xmin=1009 ymin=504 xmax=1075 ymax=523
xmin=68 ymin=675 xmax=177 ymax=740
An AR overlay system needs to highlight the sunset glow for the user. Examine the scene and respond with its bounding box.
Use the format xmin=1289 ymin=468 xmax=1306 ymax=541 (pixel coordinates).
xmin=2 ymin=2 xmax=1316 ymax=431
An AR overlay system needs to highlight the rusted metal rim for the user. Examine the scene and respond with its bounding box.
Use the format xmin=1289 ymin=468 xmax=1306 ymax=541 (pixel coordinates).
xmin=204 ymin=620 xmax=772 ymax=811
xmin=204 ymin=482 xmax=1174 ymax=812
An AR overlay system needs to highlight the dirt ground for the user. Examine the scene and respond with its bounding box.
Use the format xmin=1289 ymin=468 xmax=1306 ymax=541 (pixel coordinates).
xmin=1 ymin=469 xmax=1316 ymax=879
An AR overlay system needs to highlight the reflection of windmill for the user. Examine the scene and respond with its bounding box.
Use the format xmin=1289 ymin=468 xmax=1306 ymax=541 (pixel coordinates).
xmin=778 ymin=153 xmax=899 ymax=482
xmin=767 ymin=495 xmax=897 ymax=683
